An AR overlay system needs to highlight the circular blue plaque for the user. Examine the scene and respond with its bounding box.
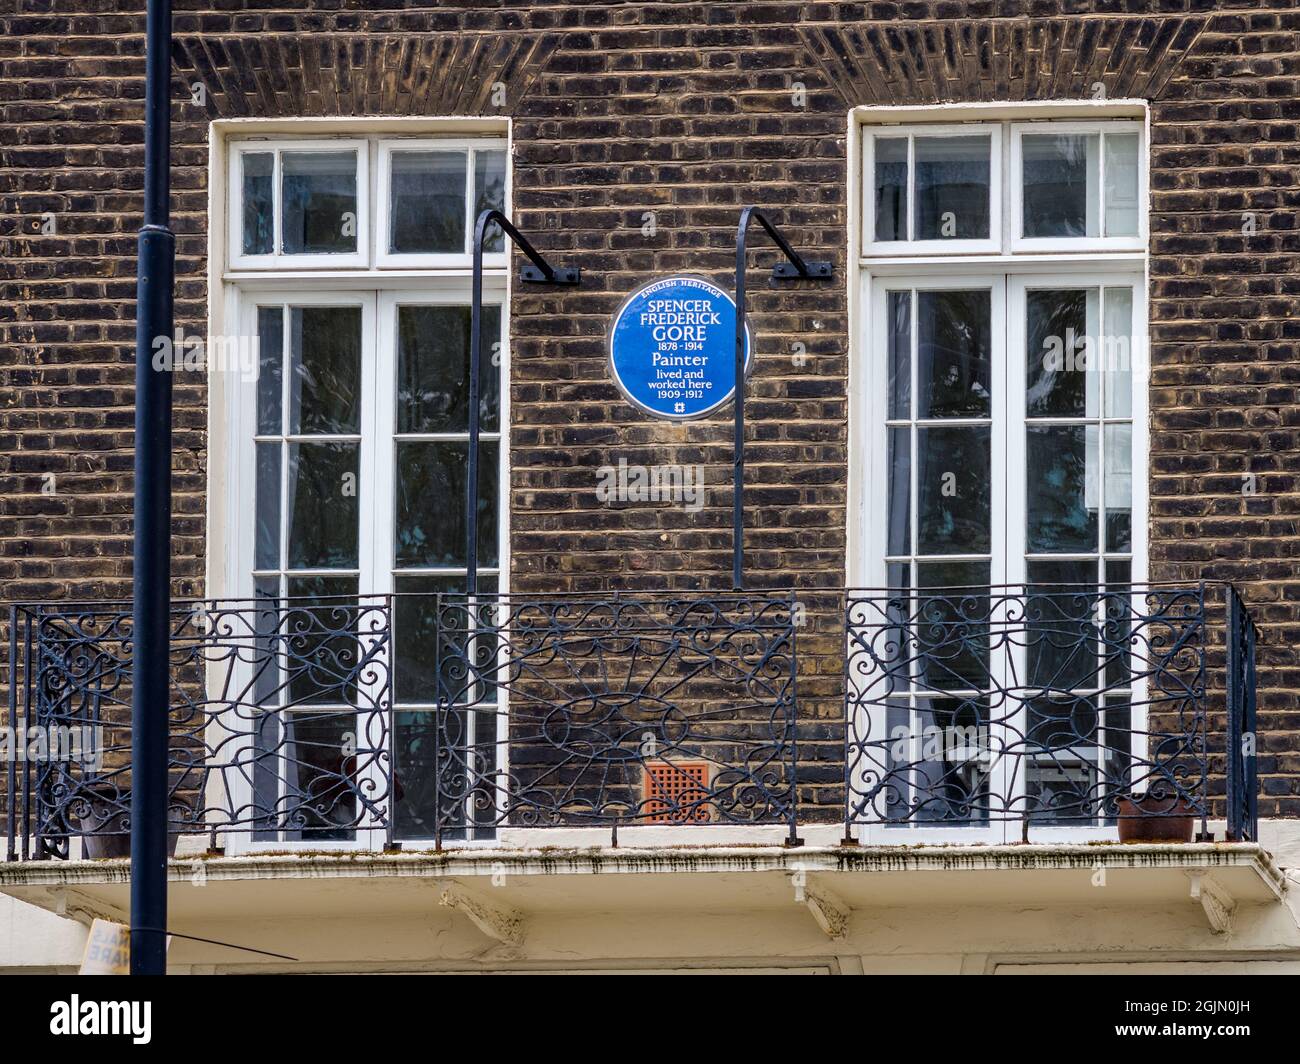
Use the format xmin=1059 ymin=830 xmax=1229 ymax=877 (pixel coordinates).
xmin=608 ymin=275 xmax=753 ymax=421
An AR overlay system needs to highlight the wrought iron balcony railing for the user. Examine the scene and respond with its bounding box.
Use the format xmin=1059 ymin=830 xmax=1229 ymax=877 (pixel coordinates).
xmin=1 ymin=583 xmax=1258 ymax=860
xmin=845 ymin=582 xmax=1258 ymax=842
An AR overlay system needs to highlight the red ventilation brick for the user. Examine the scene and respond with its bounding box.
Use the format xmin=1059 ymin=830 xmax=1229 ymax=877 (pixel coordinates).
xmin=642 ymin=761 xmax=711 ymax=824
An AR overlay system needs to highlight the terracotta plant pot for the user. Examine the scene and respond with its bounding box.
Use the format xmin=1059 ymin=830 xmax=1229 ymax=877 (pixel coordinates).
xmin=1116 ymin=792 xmax=1194 ymax=843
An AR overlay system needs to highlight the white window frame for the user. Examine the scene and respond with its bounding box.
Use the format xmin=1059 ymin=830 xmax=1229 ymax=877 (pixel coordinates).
xmin=1008 ymin=119 xmax=1147 ymax=253
xmin=210 ymin=119 xmax=513 ymax=853
xmin=863 ymin=123 xmax=1003 ymax=256
xmin=375 ymin=137 xmax=511 ymax=269
xmin=227 ymin=138 xmax=371 ymax=271
xmin=856 ymin=267 xmax=1148 ymax=845
xmin=849 ymin=101 xmax=1152 ymax=845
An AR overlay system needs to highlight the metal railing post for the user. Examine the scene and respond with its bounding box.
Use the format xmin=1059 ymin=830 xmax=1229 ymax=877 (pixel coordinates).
xmin=1226 ymin=586 xmax=1243 ymax=841
xmin=6 ymin=606 xmax=17 ymax=862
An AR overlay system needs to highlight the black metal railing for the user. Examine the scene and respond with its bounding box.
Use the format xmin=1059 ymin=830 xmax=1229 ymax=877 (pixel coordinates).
xmin=845 ymin=582 xmax=1257 ymax=841
xmin=1225 ymin=585 xmax=1259 ymax=842
xmin=2 ymin=584 xmax=1259 ymax=859
xmin=5 ymin=598 xmax=393 ymax=859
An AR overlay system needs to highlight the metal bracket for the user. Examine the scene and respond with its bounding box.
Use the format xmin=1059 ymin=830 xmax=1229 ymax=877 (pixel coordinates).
xmin=770 ymin=260 xmax=833 ymax=281
xmin=793 ymin=875 xmax=851 ymax=941
xmin=519 ymin=264 xmax=581 ymax=285
xmin=1188 ymin=872 xmax=1236 ymax=934
xmin=439 ymin=885 xmax=525 ymax=946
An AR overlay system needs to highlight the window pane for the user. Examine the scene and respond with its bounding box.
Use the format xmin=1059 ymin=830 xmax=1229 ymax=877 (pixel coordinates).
xmin=255 ymin=442 xmax=280 ymax=571
xmin=1102 ymin=287 xmax=1134 ymax=418
xmin=256 ymin=306 xmax=283 ymax=435
xmin=241 ymin=152 xmax=274 ymax=256
xmin=283 ymin=713 xmax=358 ymax=840
xmin=286 ymin=442 xmax=360 ymax=569
xmin=1026 ymin=424 xmax=1099 ymax=552
xmin=393 ymin=711 xmax=440 ymax=838
xmin=887 ymin=290 xmax=910 ymax=419
xmin=288 ymin=306 xmax=361 ymax=435
xmin=394 ymin=574 xmax=499 ymax=704
xmin=1026 ymin=289 xmax=1090 ymax=418
xmin=1025 ymin=558 xmax=1101 ymax=693
xmin=913 ymin=695 xmax=990 ymax=822
xmin=1022 ymin=133 xmax=1099 ymax=238
xmin=1104 ymin=423 xmax=1132 ymax=552
xmin=397 ymin=304 xmax=501 ymax=433
xmin=1104 ymin=132 xmax=1139 ymax=237
xmin=252 ymin=576 xmax=282 ymax=708
xmin=917 ymin=290 xmax=991 ymax=418
xmin=283 ymin=574 xmax=360 ymax=707
xmin=873 ymin=137 xmax=908 ymax=241
xmin=473 ymin=150 xmax=507 ymax=253
xmin=914 ymin=135 xmax=990 ymax=240
xmin=395 ymin=440 xmax=499 ymax=568
xmin=917 ymin=425 xmax=991 ymax=554
xmin=281 ymin=151 xmax=357 ymax=255
xmin=914 ymin=561 xmax=991 ymax=693
xmin=887 ymin=426 xmax=910 ymax=556
xmin=390 ymin=150 xmax=467 ymax=254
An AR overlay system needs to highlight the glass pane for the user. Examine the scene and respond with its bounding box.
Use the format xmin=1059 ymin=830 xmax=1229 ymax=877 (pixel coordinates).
xmin=241 ymin=152 xmax=274 ymax=256
xmin=1102 ymin=287 xmax=1134 ymax=418
xmin=473 ymin=150 xmax=507 ymax=253
xmin=288 ymin=306 xmax=361 ymax=435
xmin=914 ymin=135 xmax=990 ymax=240
xmin=917 ymin=290 xmax=991 ymax=418
xmin=285 ymin=574 xmax=357 ymax=601
xmin=395 ymin=574 xmax=499 ymax=704
xmin=1022 ymin=133 xmax=1099 ymax=238
xmin=283 ymin=713 xmax=358 ymax=841
xmin=395 ymin=441 xmax=499 ymax=568
xmin=1025 ymin=558 xmax=1101 ymax=693
xmin=397 ymin=304 xmax=501 ymax=433
xmin=885 ymin=698 xmax=910 ymax=820
xmin=887 ymin=290 xmax=910 ymax=419
xmin=1026 ymin=288 xmax=1097 ymax=418
xmin=1104 ymin=423 xmax=1132 ymax=552
xmin=1103 ymin=132 xmax=1139 ymax=237
xmin=256 ymin=306 xmax=283 ymax=435
xmin=255 ymin=442 xmax=280 ymax=571
xmin=281 ymin=151 xmax=357 ymax=255
xmin=1104 ymin=560 xmax=1133 ymax=689
xmin=390 ymin=150 xmax=467 ymax=254
xmin=395 ymin=574 xmax=456 ymax=704
xmin=887 ymin=426 xmax=910 ymax=556
xmin=252 ymin=575 xmax=282 ymax=706
xmin=914 ymin=561 xmax=991 ymax=692
xmin=873 ymin=137 xmax=908 ymax=241
xmin=917 ymin=426 xmax=991 ymax=554
xmin=1026 ymin=424 xmax=1099 ymax=552
xmin=913 ymin=696 xmax=990 ymax=824
xmin=284 ymin=574 xmax=360 ymax=707
xmin=394 ymin=711 xmax=440 ymax=839
xmin=286 ymin=442 xmax=360 ymax=569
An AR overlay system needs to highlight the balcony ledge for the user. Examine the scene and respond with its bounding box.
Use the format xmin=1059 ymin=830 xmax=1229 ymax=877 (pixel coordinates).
xmin=2 ymin=841 xmax=1285 ymax=935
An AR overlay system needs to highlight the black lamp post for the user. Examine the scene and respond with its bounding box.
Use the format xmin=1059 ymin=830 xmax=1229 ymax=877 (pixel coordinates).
xmin=130 ymin=0 xmax=174 ymax=976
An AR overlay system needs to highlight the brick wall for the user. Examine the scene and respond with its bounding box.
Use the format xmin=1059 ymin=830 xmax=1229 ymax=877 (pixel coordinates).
xmin=1 ymin=1 xmax=1297 ymax=815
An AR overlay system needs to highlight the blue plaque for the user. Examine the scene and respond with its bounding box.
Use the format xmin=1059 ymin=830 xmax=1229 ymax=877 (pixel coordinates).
xmin=608 ymin=275 xmax=753 ymax=421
